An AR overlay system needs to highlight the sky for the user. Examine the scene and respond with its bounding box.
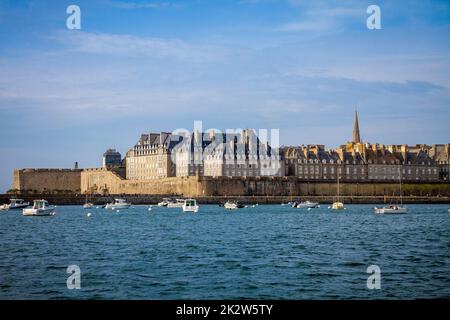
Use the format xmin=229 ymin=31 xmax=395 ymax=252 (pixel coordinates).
xmin=0 ymin=0 xmax=449 ymax=192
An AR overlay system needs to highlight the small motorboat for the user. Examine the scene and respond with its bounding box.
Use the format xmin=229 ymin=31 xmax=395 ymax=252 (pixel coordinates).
xmin=8 ymin=199 xmax=30 ymax=210
xmin=158 ymin=198 xmax=184 ymax=208
xmin=182 ymin=199 xmax=199 ymax=213
xmin=83 ymin=194 xmax=94 ymax=209
xmin=22 ymin=200 xmax=55 ymax=216
xmin=331 ymin=202 xmax=345 ymax=210
xmin=296 ymin=201 xmax=319 ymax=209
xmin=167 ymin=198 xmax=185 ymax=208
xmin=157 ymin=199 xmax=169 ymax=207
xmin=0 ymin=204 xmax=9 ymax=211
xmin=105 ymin=198 xmax=131 ymax=210
xmin=83 ymin=202 xmax=94 ymax=209
xmin=374 ymin=205 xmax=407 ymax=214
xmin=224 ymin=201 xmax=238 ymax=210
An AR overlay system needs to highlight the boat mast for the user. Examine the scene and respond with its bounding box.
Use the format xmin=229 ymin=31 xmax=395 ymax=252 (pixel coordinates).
xmin=398 ymin=164 xmax=403 ymax=206
xmin=337 ymin=172 xmax=340 ymax=202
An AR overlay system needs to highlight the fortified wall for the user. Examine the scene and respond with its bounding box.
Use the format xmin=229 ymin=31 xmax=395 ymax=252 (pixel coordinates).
xmin=12 ymin=169 xmax=82 ymax=193
xmin=81 ymin=169 xmax=450 ymax=197
xmin=11 ymin=168 xmax=450 ymax=197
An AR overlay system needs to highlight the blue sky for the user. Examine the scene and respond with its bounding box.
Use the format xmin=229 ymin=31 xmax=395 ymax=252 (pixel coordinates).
xmin=0 ymin=0 xmax=449 ymax=192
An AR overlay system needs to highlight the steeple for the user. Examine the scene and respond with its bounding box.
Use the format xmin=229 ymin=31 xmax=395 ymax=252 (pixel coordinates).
xmin=352 ymin=109 xmax=361 ymax=143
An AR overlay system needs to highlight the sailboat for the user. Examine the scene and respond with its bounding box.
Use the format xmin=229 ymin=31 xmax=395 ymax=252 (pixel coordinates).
xmin=374 ymin=165 xmax=407 ymax=214
xmin=83 ymin=193 xmax=94 ymax=209
xmin=331 ymin=173 xmax=344 ymax=210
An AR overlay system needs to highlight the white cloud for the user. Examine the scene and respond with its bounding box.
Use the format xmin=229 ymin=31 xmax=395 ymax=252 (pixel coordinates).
xmin=276 ymin=2 xmax=365 ymax=32
xmin=277 ymin=20 xmax=334 ymax=31
xmin=106 ymin=1 xmax=174 ymax=9
xmin=51 ymin=31 xmax=225 ymax=63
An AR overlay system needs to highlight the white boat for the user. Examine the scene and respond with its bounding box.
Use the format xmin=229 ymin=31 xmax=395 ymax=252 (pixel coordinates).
xmin=157 ymin=198 xmax=169 ymax=207
xmin=331 ymin=174 xmax=345 ymax=211
xmin=0 ymin=204 xmax=9 ymax=211
xmin=374 ymin=205 xmax=407 ymax=214
xmin=158 ymin=198 xmax=184 ymax=208
xmin=374 ymin=165 xmax=407 ymax=215
xmin=83 ymin=194 xmax=94 ymax=209
xmin=331 ymin=202 xmax=345 ymax=210
xmin=224 ymin=201 xmax=238 ymax=210
xmin=83 ymin=202 xmax=94 ymax=209
xmin=22 ymin=200 xmax=55 ymax=216
xmin=167 ymin=198 xmax=185 ymax=208
xmin=105 ymin=198 xmax=131 ymax=210
xmin=8 ymin=198 xmax=30 ymax=210
xmin=182 ymin=199 xmax=199 ymax=213
xmin=296 ymin=201 xmax=319 ymax=209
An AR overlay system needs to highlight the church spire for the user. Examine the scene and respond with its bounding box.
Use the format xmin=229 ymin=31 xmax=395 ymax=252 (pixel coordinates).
xmin=352 ymin=108 xmax=361 ymax=143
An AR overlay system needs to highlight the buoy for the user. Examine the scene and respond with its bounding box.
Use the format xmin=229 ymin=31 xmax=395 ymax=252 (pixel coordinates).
xmin=148 ymin=207 xmax=152 ymax=211
xmin=252 ymin=205 xmax=256 ymax=208
xmin=328 ymin=206 xmax=331 ymax=209
xmin=87 ymin=213 xmax=92 ymax=217
xmin=308 ymin=208 xmax=312 ymax=211
xmin=116 ymin=210 xmax=120 ymax=213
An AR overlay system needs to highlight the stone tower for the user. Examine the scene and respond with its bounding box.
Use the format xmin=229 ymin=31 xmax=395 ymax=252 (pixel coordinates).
xmin=352 ymin=109 xmax=361 ymax=143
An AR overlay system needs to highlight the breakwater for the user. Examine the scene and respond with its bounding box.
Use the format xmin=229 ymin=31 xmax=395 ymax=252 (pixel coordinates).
xmin=1 ymin=194 xmax=450 ymax=205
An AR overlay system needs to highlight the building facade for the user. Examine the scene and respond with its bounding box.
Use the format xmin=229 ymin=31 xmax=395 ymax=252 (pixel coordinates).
xmin=202 ymin=129 xmax=283 ymax=177
xmin=281 ymin=111 xmax=443 ymax=182
xmin=124 ymin=112 xmax=448 ymax=182
xmin=125 ymin=132 xmax=181 ymax=180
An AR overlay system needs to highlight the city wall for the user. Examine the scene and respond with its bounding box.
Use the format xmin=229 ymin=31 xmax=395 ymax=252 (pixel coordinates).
xmin=12 ymin=169 xmax=82 ymax=193
xmin=11 ymin=168 xmax=450 ymax=198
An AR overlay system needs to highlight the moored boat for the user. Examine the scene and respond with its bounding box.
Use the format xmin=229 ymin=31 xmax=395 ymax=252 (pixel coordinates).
xmin=224 ymin=201 xmax=238 ymax=210
xmin=83 ymin=194 xmax=94 ymax=209
xmin=331 ymin=202 xmax=345 ymax=210
xmin=374 ymin=165 xmax=407 ymax=215
xmin=374 ymin=205 xmax=407 ymax=214
xmin=158 ymin=198 xmax=169 ymax=207
xmin=331 ymin=175 xmax=345 ymax=211
xmin=8 ymin=199 xmax=30 ymax=210
xmin=158 ymin=198 xmax=184 ymax=208
xmin=83 ymin=202 xmax=94 ymax=209
xmin=296 ymin=201 xmax=319 ymax=209
xmin=182 ymin=199 xmax=199 ymax=213
xmin=0 ymin=204 xmax=9 ymax=211
xmin=105 ymin=198 xmax=131 ymax=210
xmin=22 ymin=200 xmax=55 ymax=216
xmin=167 ymin=198 xmax=185 ymax=208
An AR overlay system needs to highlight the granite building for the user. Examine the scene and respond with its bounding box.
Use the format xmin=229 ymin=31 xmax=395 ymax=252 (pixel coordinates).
xmin=282 ymin=111 xmax=443 ymax=182
xmin=125 ymin=132 xmax=182 ymax=180
xmin=203 ymin=129 xmax=283 ymax=177
xmin=125 ymin=111 xmax=447 ymax=182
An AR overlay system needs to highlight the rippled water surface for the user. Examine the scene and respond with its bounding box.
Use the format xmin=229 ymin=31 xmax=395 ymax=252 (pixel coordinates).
xmin=0 ymin=204 xmax=449 ymax=299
